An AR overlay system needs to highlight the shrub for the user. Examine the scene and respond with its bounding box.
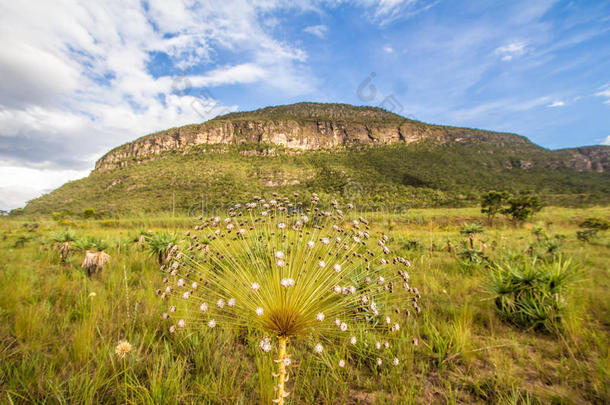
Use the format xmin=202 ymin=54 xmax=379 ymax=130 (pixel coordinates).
xmin=577 ymin=217 xmax=609 ymax=243
xmin=486 ymin=257 xmax=578 ymax=333
xmin=82 ymin=208 xmax=97 ymax=219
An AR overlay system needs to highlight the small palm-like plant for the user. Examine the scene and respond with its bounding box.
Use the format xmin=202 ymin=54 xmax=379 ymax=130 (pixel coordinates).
xmin=73 ymin=236 xmax=111 ymax=276
xmin=157 ymin=194 xmax=421 ymax=403
xmin=146 ymin=232 xmax=177 ymax=265
xmin=460 ymin=223 xmax=484 ymax=249
xmin=50 ymin=230 xmax=77 ymax=263
xmin=486 ymin=257 xmax=578 ymax=333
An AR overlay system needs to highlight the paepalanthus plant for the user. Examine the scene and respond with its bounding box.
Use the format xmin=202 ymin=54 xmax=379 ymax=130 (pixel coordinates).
xmin=157 ymin=193 xmax=421 ymax=404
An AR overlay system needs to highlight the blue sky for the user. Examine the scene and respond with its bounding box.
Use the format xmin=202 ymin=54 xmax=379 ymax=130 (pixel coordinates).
xmin=0 ymin=0 xmax=609 ymax=210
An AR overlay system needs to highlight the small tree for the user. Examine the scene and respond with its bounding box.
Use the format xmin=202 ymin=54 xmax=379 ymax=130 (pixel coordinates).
xmin=480 ymin=191 xmax=509 ymax=225
xmin=82 ymin=208 xmax=97 ymax=219
xmin=502 ymin=192 xmax=542 ymax=224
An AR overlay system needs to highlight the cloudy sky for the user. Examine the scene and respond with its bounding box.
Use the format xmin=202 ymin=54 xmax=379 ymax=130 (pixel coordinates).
xmin=1 ymin=0 xmax=609 ymax=211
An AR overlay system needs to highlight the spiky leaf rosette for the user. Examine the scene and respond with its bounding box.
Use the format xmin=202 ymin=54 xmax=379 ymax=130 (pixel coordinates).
xmin=157 ymin=194 xmax=421 ymax=369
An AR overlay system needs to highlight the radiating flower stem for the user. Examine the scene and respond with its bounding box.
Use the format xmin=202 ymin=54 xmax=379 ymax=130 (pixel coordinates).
xmin=275 ymin=336 xmax=288 ymax=404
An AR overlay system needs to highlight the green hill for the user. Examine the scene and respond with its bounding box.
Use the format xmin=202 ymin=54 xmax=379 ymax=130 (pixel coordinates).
xmin=21 ymin=103 xmax=610 ymax=216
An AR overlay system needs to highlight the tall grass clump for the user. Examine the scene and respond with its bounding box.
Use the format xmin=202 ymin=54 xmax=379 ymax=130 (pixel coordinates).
xmin=486 ymin=257 xmax=579 ymax=333
xmin=156 ymin=194 xmax=422 ymax=404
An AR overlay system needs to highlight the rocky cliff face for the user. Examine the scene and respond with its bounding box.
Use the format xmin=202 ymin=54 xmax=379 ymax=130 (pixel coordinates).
xmin=94 ymin=102 xmax=609 ymax=173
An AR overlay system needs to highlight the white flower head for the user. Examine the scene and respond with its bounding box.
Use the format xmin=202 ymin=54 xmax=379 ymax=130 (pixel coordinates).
xmin=307 ymin=241 xmax=315 ymax=249
xmin=259 ymin=336 xmax=272 ymax=352
xmin=255 ymin=307 xmax=264 ymax=316
xmin=115 ymin=340 xmax=132 ymax=358
xmin=182 ymin=291 xmax=190 ymax=300
xmin=278 ymin=222 xmax=286 ymax=230
xmin=316 ymin=312 xmax=325 ymax=321
xmin=251 ymin=282 xmax=260 ymax=291
xmin=334 ymin=285 xmax=342 ymax=294
xmin=169 ymin=305 xmax=176 ymax=313
xmin=350 ymin=336 xmax=357 ymax=345
xmin=393 ymin=357 xmax=400 ymax=366
xmin=340 ymin=322 xmax=348 ymax=332
xmin=333 ymin=264 xmax=341 ymax=273
xmin=177 ymin=278 xmax=185 ymax=287
xmin=283 ymin=358 xmax=291 ymax=366
xmin=275 ymin=251 xmax=285 ymax=259
xmin=276 ymin=259 xmax=285 ymax=267
xmin=353 ymin=236 xmax=361 ymax=243
xmin=334 ymin=318 xmax=341 ymax=327
xmin=228 ymin=298 xmax=236 ymax=307
xmin=375 ymin=341 xmax=381 ymax=350
xmin=178 ymin=319 xmax=186 ymax=328
xmin=376 ymin=357 xmax=383 ymax=366
xmin=208 ymin=319 xmax=216 ymax=328
xmin=385 ymin=316 xmax=391 ymax=324
xmin=321 ymin=237 xmax=329 ymax=245
xmin=392 ymin=322 xmax=400 ymax=332
xmin=191 ymin=282 xmax=198 ymax=289
xmin=169 ymin=325 xmax=176 ymax=333
xmin=338 ymin=359 xmax=346 ymax=368
xmin=318 ymin=260 xmax=325 ymax=268
xmin=280 ymin=278 xmax=294 ymax=288
xmin=314 ymin=343 xmax=324 ymax=353
xmin=217 ymin=299 xmax=225 ymax=308
xmin=199 ymin=302 xmax=208 ymax=312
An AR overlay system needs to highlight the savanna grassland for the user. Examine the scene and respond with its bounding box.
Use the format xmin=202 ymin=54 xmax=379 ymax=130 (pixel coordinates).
xmin=0 ymin=207 xmax=608 ymax=404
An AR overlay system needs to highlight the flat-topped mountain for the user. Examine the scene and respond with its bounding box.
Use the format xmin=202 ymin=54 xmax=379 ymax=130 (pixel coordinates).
xmin=95 ymin=103 xmax=557 ymax=172
xmin=21 ymin=103 xmax=610 ymax=215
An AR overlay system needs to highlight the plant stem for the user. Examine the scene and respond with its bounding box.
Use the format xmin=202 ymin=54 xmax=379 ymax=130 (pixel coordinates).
xmin=275 ymin=336 xmax=288 ymax=405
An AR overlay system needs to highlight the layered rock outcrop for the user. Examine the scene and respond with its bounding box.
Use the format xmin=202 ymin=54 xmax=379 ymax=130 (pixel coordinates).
xmin=94 ymin=102 xmax=608 ymax=173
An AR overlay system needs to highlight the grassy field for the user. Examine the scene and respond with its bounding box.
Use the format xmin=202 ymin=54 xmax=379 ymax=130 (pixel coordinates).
xmin=0 ymin=206 xmax=608 ymax=404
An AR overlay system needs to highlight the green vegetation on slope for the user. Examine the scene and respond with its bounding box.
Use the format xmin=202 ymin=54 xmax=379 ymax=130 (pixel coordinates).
xmin=22 ymin=142 xmax=610 ymax=216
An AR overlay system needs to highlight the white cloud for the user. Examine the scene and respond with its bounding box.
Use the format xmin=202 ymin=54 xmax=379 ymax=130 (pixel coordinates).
xmin=0 ymin=164 xmax=90 ymax=210
xmin=303 ymin=24 xmax=328 ymax=38
xmin=494 ymin=41 xmax=527 ymax=61
xmin=595 ymin=83 xmax=610 ymax=104
xmin=547 ymin=100 xmax=565 ymax=107
xmin=602 ymin=136 xmax=610 ymax=145
xmin=348 ymin=0 xmax=438 ymax=25
xmin=449 ymin=96 xmax=552 ymax=122
xmin=0 ymin=0 xmax=318 ymax=209
xmin=383 ymin=45 xmax=394 ymax=53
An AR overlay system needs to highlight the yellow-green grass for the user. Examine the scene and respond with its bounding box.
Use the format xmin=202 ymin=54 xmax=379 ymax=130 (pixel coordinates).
xmin=0 ymin=207 xmax=608 ymax=404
